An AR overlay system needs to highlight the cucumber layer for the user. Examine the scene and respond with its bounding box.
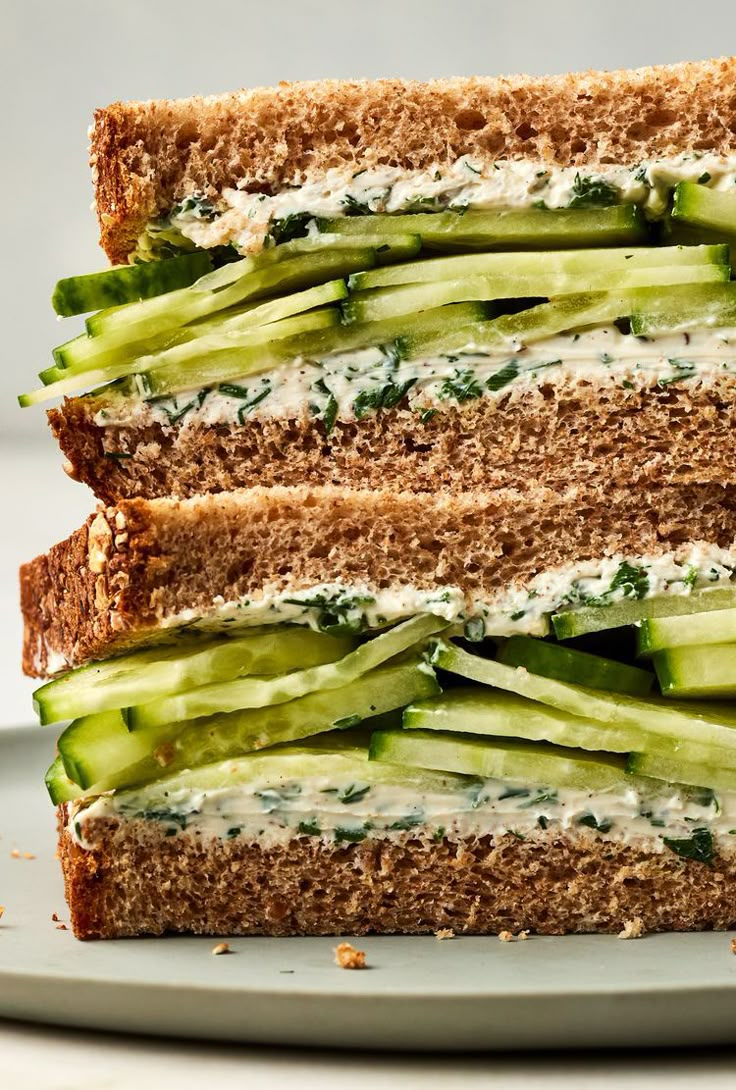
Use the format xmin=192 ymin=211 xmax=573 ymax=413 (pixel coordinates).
xmin=672 ymin=182 xmax=736 ymax=235
xmin=34 ymin=628 xmax=353 ymax=724
xmin=496 ymin=636 xmax=653 ymax=696
xmin=127 ymin=614 xmax=446 ymax=729
xmin=370 ymin=729 xmax=628 ymax=791
xmin=64 ymin=659 xmax=439 ymax=795
xmin=552 ymin=586 xmax=736 ymax=640
xmin=52 ymin=253 xmax=212 ymax=316
xmin=627 ymin=751 xmax=736 ymax=793
xmin=320 ymin=205 xmax=648 ymax=248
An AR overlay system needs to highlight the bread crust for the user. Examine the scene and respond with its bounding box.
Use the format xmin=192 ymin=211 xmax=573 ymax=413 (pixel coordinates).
xmin=20 ymin=482 xmax=736 ymax=676
xmin=57 ymin=809 xmax=736 ymax=939
xmin=49 ymin=375 xmax=736 ymax=503
xmin=91 ymin=58 xmax=736 ymax=262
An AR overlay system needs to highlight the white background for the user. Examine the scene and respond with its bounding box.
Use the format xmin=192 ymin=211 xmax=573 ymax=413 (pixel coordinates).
xmin=4 ymin=0 xmax=736 ymax=1083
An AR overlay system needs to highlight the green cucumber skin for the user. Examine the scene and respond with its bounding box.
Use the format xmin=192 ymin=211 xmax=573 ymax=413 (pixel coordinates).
xmin=627 ymin=751 xmax=736 ymax=793
xmin=672 ymin=181 xmax=736 ymax=234
xmin=496 ymin=635 xmax=653 ymax=696
xmin=370 ymin=728 xmax=628 ymax=791
xmin=553 ymin=587 xmax=736 ymax=639
xmin=51 ymin=253 xmax=213 ymax=317
xmin=45 ymin=756 xmax=82 ymax=804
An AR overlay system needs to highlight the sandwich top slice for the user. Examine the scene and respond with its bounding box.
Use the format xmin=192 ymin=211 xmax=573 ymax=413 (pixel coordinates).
xmin=20 ymin=57 xmax=736 ymax=500
xmin=24 ymin=483 xmax=736 ymax=939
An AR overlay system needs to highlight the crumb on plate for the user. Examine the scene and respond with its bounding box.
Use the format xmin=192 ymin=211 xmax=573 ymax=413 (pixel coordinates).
xmin=211 ymin=942 xmax=231 ymax=956
xmin=435 ymin=928 xmax=455 ymax=940
xmin=618 ymin=917 xmax=645 ymax=940
xmin=334 ymin=941 xmax=366 ymax=969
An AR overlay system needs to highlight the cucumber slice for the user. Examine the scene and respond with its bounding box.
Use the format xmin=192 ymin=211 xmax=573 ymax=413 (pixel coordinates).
xmin=127 ymin=614 xmax=446 ymax=729
xmin=319 ymin=205 xmax=648 ymax=249
xmin=672 ymin=181 xmax=736 ymax=235
xmin=349 ymin=244 xmax=727 ymax=291
xmin=54 ymin=280 xmax=348 ymax=379
xmin=52 ymin=253 xmax=213 ymax=316
xmin=430 ymin=640 xmax=736 ymax=762
xmin=553 ymin=587 xmax=736 ymax=639
xmin=34 ymin=628 xmax=353 ymax=724
xmin=629 ymin=281 xmax=736 ymax=335
xmin=85 ymin=248 xmax=376 ymax=346
xmin=370 ymin=729 xmax=628 ymax=791
xmin=135 ymin=302 xmax=490 ymax=400
xmin=58 ymin=710 xmax=161 ymax=789
xmin=108 ymin=741 xmax=472 ymax=810
xmin=652 ymin=644 xmax=736 ymax=698
xmin=343 ymin=263 xmax=726 ymax=325
xmin=45 ymin=755 xmax=83 ymax=804
xmin=73 ymin=659 xmax=440 ymax=795
xmin=638 ymin=607 xmax=736 ymax=655
xmin=496 ymin=636 xmax=653 ymax=696
xmin=19 ymin=309 xmax=338 ymax=407
xmin=403 ymin=687 xmax=638 ymax=753
xmin=627 ymin=751 xmax=736 ymax=792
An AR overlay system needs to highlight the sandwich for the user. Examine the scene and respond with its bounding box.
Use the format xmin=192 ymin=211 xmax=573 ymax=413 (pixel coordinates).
xmin=19 ymin=56 xmax=736 ymax=939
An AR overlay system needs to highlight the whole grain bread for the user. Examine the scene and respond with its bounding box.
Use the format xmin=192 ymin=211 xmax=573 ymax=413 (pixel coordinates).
xmin=20 ymin=482 xmax=736 ymax=676
xmin=92 ymin=58 xmax=736 ymax=263
xmin=50 ymin=373 xmax=736 ymax=502
xmin=58 ymin=810 xmax=736 ymax=939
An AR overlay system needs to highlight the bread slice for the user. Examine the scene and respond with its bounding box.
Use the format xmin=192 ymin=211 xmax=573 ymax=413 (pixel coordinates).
xmin=92 ymin=57 xmax=736 ymax=264
xmin=20 ymin=481 xmax=736 ymax=676
xmin=58 ymin=807 xmax=736 ymax=939
xmin=50 ymin=371 xmax=736 ymax=503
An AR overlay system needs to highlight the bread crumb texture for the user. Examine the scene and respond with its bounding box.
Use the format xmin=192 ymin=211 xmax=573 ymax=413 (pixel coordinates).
xmin=435 ymin=928 xmax=455 ymax=940
xmin=90 ymin=58 xmax=736 ymax=262
xmin=618 ymin=917 xmax=646 ymax=940
xmin=334 ymin=942 xmax=367 ymax=970
xmin=211 ymin=941 xmax=231 ymax=956
xmin=57 ymin=812 xmax=736 ymax=940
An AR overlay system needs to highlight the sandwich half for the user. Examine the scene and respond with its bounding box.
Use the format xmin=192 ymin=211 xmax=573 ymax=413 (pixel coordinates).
xmin=19 ymin=56 xmax=736 ymax=939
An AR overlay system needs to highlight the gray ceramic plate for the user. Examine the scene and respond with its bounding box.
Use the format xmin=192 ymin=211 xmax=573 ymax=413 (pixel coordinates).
xmin=2 ymin=725 xmax=736 ymax=1051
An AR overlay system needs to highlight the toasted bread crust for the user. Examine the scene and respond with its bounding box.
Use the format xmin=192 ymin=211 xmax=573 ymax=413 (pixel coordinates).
xmin=92 ymin=58 xmax=736 ymax=262
xmin=20 ymin=482 xmax=736 ymax=676
xmin=50 ymin=375 xmax=736 ymax=503
xmin=57 ymin=810 xmax=736 ymax=939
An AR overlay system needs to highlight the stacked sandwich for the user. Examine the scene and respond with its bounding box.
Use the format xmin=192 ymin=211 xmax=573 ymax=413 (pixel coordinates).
xmin=21 ymin=56 xmax=736 ymax=939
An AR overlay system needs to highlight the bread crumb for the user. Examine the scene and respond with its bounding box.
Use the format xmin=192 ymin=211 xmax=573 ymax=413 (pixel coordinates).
xmin=618 ymin=917 xmax=645 ymax=940
xmin=55 ymin=923 xmax=68 ymax=931
xmin=518 ymin=929 xmax=530 ymax=941
xmin=10 ymin=849 xmax=19 ymax=859
xmin=51 ymin=912 xmax=60 ymax=922
xmin=0 ymin=906 xmax=5 ymax=921
xmin=334 ymin=942 xmax=366 ymax=969
xmin=23 ymin=852 xmax=36 ymax=860
xmin=435 ymin=928 xmax=455 ymax=940
xmin=211 ymin=942 xmax=231 ymax=956
xmin=730 ymin=937 xmax=736 ymax=954
xmin=498 ymin=930 xmax=514 ymax=942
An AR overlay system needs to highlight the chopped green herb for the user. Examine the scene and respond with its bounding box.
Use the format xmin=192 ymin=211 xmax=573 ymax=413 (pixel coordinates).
xmin=417 ymin=407 xmax=438 ymax=424
xmin=463 ymin=617 xmax=485 ymax=643
xmin=507 ymin=828 xmax=526 ymax=841
xmin=352 ymin=378 xmax=417 ymax=419
xmin=576 ymin=812 xmax=613 ymax=833
xmin=698 ymin=171 xmax=712 ymax=184
xmin=339 ymin=783 xmax=371 ymax=805
xmin=334 ymin=823 xmax=371 ymax=844
xmin=486 ymin=361 xmax=519 ymax=392
xmin=226 ymin=826 xmax=242 ymax=839
xmin=433 ymin=826 xmax=446 ymax=842
xmin=267 ymin=212 xmax=313 ymax=245
xmin=171 ymin=195 xmax=219 ymax=221
xmin=498 ymin=786 xmax=530 ymax=801
xmin=519 ymin=790 xmax=558 ymax=810
xmin=609 ymin=561 xmax=649 ymax=601
xmin=103 ymin=450 xmax=134 ymax=460
xmin=389 ymin=813 xmax=424 ymax=830
xmin=438 ymin=368 xmax=484 ymax=403
xmin=510 ymin=610 xmax=526 ymax=622
xmin=537 ymin=815 xmax=549 ymax=830
xmin=298 ymin=818 xmax=322 ymax=836
xmin=342 ymin=194 xmax=373 ymax=216
xmin=689 ymin=786 xmax=719 ymax=810
xmin=568 ymin=173 xmax=619 ymax=209
xmin=663 ymin=827 xmax=714 ymax=864
xmin=658 ymin=358 xmax=697 ymax=387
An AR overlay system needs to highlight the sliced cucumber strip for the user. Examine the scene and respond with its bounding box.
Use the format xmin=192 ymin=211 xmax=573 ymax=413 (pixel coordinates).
xmin=403 ymin=687 xmax=638 ymax=753
xmin=672 ymin=181 xmax=736 ymax=235
xmin=343 ymin=263 xmax=726 ymax=325
xmin=496 ymin=636 xmax=653 ymax=696
xmin=52 ymin=253 xmax=212 ymax=317
xmin=85 ymin=248 xmax=376 ymax=346
xmin=430 ymin=640 xmax=736 ymax=762
xmin=627 ymin=751 xmax=736 ymax=793
xmin=638 ymin=607 xmax=736 ymax=655
xmin=629 ymin=281 xmax=736 ymax=335
xmin=552 ymin=586 xmax=736 ymax=640
xmin=349 ymin=244 xmax=727 ymax=291
xmin=34 ymin=628 xmax=353 ymax=724
xmin=320 ymin=205 xmax=648 ymax=249
xmin=58 ymin=710 xmax=152 ymax=788
xmin=45 ymin=755 xmax=83 ymax=804
xmin=77 ymin=659 xmax=440 ymax=794
xmin=127 ymin=614 xmax=446 ymax=729
xmin=370 ymin=729 xmax=628 ymax=791
xmin=652 ymin=644 xmax=736 ymax=699
xmin=20 ymin=310 xmax=338 ymax=407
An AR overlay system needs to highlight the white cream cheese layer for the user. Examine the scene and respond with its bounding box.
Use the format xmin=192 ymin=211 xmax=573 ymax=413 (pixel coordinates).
xmin=155 ymin=153 xmax=736 ymax=254
xmin=94 ymin=326 xmax=736 ymax=432
xmin=71 ymin=764 xmax=732 ymax=854
xmin=154 ymin=543 xmax=736 ymax=641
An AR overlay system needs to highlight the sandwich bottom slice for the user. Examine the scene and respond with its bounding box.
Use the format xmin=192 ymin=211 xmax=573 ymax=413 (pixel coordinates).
xmin=24 ymin=483 xmax=736 ymax=938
